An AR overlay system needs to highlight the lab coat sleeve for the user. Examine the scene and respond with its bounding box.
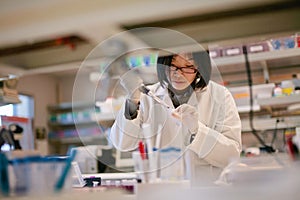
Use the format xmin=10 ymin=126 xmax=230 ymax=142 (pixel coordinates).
xmin=188 ymin=89 xmax=242 ymax=168
xmin=109 ymin=101 xmax=142 ymax=151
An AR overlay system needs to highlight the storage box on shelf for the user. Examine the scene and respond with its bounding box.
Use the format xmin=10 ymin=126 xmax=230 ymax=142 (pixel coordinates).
xmin=228 ymin=83 xmax=275 ymax=113
xmin=47 ymin=102 xmax=115 ymax=155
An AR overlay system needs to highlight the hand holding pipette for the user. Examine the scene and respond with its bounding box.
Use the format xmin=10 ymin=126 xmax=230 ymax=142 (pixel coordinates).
xmin=139 ymin=84 xmax=170 ymax=109
xmin=139 ymin=84 xmax=180 ymax=119
xmin=120 ymin=73 xmax=143 ymax=102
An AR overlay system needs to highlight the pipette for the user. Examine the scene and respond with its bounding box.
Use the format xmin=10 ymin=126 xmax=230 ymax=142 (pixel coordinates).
xmin=139 ymin=84 xmax=180 ymax=119
xmin=139 ymin=84 xmax=171 ymax=109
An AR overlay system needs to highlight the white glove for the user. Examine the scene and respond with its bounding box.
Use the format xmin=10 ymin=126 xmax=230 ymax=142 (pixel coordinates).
xmin=172 ymin=104 xmax=199 ymax=134
xmin=120 ymin=71 xmax=143 ymax=102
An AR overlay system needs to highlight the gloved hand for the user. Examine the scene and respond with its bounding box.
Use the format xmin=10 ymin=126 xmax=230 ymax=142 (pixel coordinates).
xmin=172 ymin=104 xmax=199 ymax=134
xmin=120 ymin=71 xmax=143 ymax=102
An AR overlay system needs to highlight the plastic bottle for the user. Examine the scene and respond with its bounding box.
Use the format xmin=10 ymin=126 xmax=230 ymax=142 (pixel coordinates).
xmin=273 ymin=83 xmax=282 ymax=97
xmin=281 ymin=80 xmax=294 ymax=96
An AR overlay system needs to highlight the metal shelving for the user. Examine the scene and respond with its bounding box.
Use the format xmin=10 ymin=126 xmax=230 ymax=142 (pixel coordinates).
xmin=212 ymin=48 xmax=300 ymax=67
xmin=212 ymin=48 xmax=300 ymax=87
xmin=47 ymin=102 xmax=115 ymax=154
xmin=215 ymin=48 xmax=300 ymax=132
xmin=257 ymin=95 xmax=300 ymax=107
xmin=241 ymin=116 xmax=300 ymax=132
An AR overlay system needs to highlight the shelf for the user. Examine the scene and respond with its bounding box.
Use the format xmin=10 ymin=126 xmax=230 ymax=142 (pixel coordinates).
xmin=257 ymin=95 xmax=300 ymax=107
xmin=0 ymin=95 xmax=21 ymax=106
xmin=48 ymin=121 xmax=98 ymax=127
xmin=248 ymin=48 xmax=300 ymax=62
xmin=47 ymin=101 xmax=111 ymax=155
xmin=237 ymin=105 xmax=260 ymax=113
xmin=212 ymin=54 xmax=244 ymax=66
xmin=241 ymin=116 xmax=300 ymax=132
xmin=212 ymin=48 xmax=300 ymax=87
xmin=212 ymin=48 xmax=300 ymax=67
xmin=48 ymin=103 xmax=115 ymax=130
xmin=48 ymin=101 xmax=95 ymax=112
xmin=48 ymin=113 xmax=115 ymax=125
xmin=48 ymin=114 xmax=115 ymax=130
xmin=48 ymin=135 xmax=105 ymax=144
xmin=228 ymin=83 xmax=275 ymax=113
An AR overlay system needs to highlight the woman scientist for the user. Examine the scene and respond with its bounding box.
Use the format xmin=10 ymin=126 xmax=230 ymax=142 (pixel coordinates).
xmin=109 ymin=51 xmax=242 ymax=181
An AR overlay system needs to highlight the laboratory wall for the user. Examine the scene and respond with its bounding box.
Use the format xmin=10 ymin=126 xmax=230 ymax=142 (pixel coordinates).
xmin=17 ymin=74 xmax=57 ymax=129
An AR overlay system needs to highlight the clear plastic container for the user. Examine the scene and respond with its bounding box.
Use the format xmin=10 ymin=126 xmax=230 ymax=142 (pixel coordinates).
xmin=159 ymin=147 xmax=185 ymax=181
xmin=270 ymin=35 xmax=296 ymax=50
xmin=132 ymin=150 xmax=159 ymax=183
xmin=7 ymin=156 xmax=73 ymax=196
xmin=273 ymin=83 xmax=283 ymax=97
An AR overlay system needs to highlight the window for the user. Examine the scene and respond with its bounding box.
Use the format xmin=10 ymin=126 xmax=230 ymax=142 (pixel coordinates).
xmin=0 ymin=104 xmax=13 ymax=117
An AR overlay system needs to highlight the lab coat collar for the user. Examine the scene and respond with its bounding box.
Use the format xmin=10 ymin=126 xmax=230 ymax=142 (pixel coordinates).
xmin=153 ymin=83 xmax=210 ymax=108
xmin=154 ymin=82 xmax=209 ymax=96
xmin=154 ymin=83 xmax=210 ymax=108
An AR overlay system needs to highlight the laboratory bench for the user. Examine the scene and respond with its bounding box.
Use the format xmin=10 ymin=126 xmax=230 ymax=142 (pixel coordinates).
xmin=2 ymin=175 xmax=300 ymax=200
xmin=1 ymin=152 xmax=299 ymax=200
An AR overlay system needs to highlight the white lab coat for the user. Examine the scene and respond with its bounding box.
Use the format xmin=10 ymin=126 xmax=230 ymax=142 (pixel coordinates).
xmin=110 ymin=81 xmax=242 ymax=182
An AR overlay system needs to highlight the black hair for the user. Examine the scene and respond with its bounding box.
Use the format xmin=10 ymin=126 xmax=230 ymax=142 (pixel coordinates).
xmin=156 ymin=51 xmax=212 ymax=90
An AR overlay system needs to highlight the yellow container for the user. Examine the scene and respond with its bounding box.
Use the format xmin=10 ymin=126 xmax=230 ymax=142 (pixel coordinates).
xmin=282 ymin=87 xmax=293 ymax=96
